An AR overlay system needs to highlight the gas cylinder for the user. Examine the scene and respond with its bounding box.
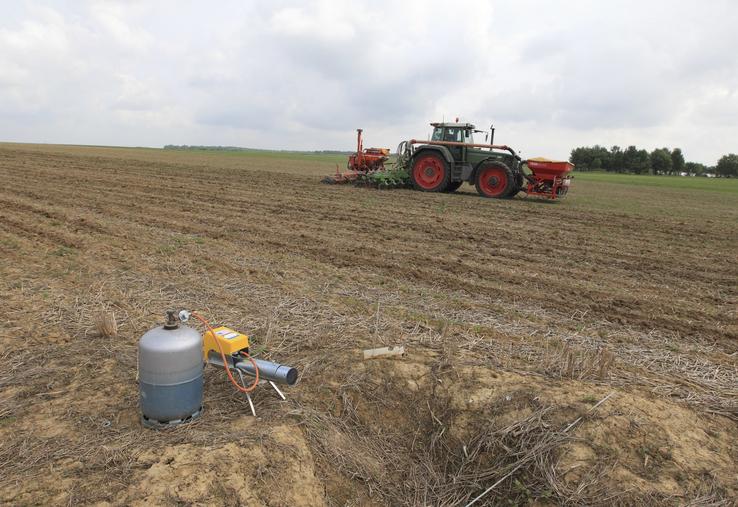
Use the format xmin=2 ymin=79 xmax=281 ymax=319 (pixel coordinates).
xmin=138 ymin=310 xmax=204 ymax=428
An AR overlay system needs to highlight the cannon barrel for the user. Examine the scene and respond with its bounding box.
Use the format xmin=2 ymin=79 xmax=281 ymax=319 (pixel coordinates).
xmin=207 ymin=352 xmax=298 ymax=386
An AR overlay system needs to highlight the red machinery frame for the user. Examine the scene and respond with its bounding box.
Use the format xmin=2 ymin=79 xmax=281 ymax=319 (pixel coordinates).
xmin=348 ymin=129 xmax=388 ymax=172
xmin=524 ymin=159 xmax=574 ymax=200
xmin=323 ymin=129 xmax=389 ymax=184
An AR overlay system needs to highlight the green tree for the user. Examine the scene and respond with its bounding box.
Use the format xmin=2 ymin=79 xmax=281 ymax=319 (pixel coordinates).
xmin=570 ymin=147 xmax=591 ymax=171
xmin=594 ymin=145 xmax=611 ymax=171
xmin=716 ymin=154 xmax=738 ymax=177
xmin=685 ymin=162 xmax=706 ymax=176
xmin=622 ymin=146 xmax=638 ymax=173
xmin=570 ymin=145 xmax=611 ymax=171
xmin=634 ymin=149 xmax=651 ymax=174
xmin=650 ymin=148 xmax=672 ymax=175
xmin=671 ymin=148 xmax=685 ymax=175
xmin=609 ymin=146 xmax=624 ymax=172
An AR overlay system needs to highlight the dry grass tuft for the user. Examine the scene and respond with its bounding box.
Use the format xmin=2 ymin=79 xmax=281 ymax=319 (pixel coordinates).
xmin=94 ymin=310 xmax=118 ymax=338
xmin=541 ymin=340 xmax=616 ymax=381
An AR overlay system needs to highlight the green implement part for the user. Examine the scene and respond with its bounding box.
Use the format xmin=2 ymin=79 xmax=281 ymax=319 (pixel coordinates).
xmin=358 ymin=167 xmax=410 ymax=189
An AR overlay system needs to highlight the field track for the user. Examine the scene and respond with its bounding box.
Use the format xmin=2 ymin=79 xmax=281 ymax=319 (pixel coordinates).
xmin=1 ymin=143 xmax=737 ymax=505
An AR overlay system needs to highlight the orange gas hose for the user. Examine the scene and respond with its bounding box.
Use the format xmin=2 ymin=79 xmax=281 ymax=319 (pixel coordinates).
xmin=191 ymin=311 xmax=260 ymax=393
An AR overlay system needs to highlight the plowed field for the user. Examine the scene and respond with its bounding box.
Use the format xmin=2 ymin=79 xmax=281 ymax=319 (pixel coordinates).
xmin=1 ymin=143 xmax=736 ymax=505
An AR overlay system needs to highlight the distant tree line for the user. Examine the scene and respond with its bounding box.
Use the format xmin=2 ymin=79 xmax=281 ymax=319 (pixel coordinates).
xmin=163 ymin=144 xmax=738 ymax=177
xmin=570 ymin=145 xmax=738 ymax=177
xmin=164 ymin=144 xmax=248 ymax=151
xmin=163 ymin=145 xmax=350 ymax=155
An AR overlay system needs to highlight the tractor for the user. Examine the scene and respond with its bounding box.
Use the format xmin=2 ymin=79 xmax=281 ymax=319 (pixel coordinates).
xmin=323 ymin=121 xmax=573 ymax=199
xmin=399 ymin=121 xmax=572 ymax=199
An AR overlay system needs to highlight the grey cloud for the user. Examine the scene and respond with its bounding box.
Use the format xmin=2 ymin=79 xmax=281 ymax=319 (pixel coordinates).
xmin=1 ymin=1 xmax=737 ymax=163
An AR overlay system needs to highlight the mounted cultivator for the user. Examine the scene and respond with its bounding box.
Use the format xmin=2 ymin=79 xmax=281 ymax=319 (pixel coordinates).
xmin=322 ymin=121 xmax=574 ymax=199
xmin=320 ymin=129 xmax=401 ymax=186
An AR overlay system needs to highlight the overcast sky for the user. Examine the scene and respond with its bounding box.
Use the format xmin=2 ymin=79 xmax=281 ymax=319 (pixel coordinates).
xmin=1 ymin=1 xmax=737 ymax=164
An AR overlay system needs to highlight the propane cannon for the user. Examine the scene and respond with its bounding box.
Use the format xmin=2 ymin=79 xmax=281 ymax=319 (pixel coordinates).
xmin=138 ymin=310 xmax=299 ymax=429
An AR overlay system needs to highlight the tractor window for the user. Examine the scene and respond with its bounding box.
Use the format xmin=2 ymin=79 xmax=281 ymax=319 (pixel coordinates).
xmin=431 ymin=127 xmax=443 ymax=141
xmin=464 ymin=129 xmax=474 ymax=144
xmin=445 ymin=128 xmax=463 ymax=142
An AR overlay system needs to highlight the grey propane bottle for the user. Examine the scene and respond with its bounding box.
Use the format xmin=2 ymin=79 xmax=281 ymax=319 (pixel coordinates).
xmin=138 ymin=311 xmax=204 ymax=428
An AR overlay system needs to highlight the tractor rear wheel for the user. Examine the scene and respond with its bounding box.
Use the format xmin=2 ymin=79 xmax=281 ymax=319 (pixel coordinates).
xmin=411 ymin=152 xmax=450 ymax=192
xmin=475 ymin=162 xmax=514 ymax=198
xmin=444 ymin=180 xmax=463 ymax=192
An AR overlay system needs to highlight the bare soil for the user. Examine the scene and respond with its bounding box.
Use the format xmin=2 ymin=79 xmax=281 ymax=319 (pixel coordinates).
xmin=1 ymin=143 xmax=736 ymax=505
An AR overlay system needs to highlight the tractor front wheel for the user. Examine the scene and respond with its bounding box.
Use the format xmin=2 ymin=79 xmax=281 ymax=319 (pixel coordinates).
xmin=411 ymin=152 xmax=450 ymax=192
xmin=475 ymin=163 xmax=514 ymax=198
